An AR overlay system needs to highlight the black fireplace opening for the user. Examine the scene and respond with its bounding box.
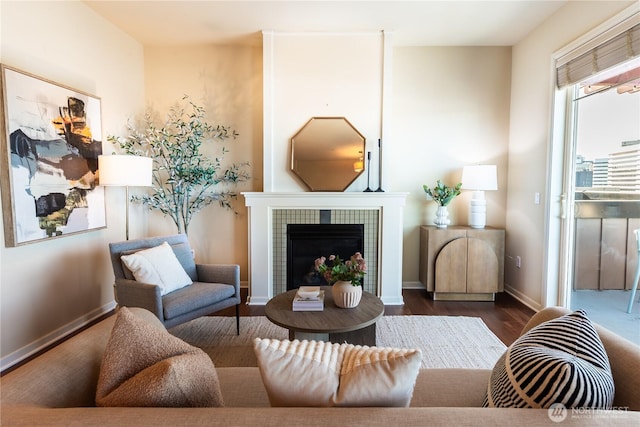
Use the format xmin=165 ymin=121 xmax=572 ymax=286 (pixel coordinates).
xmin=287 ymin=224 xmax=364 ymax=291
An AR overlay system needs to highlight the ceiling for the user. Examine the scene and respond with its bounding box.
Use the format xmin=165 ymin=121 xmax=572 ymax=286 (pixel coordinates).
xmin=84 ymin=1 xmax=568 ymax=47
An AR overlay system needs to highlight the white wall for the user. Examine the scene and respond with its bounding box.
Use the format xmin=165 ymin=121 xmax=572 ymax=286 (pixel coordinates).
xmin=0 ymin=1 xmax=145 ymax=368
xmin=505 ymin=0 xmax=634 ymax=309
xmin=265 ymin=32 xmax=384 ymax=192
xmin=392 ymin=47 xmax=512 ymax=285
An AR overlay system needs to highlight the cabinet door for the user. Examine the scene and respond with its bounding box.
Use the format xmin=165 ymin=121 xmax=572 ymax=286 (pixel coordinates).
xmin=435 ymin=237 xmax=467 ymax=293
xmin=467 ymin=238 xmax=499 ymax=293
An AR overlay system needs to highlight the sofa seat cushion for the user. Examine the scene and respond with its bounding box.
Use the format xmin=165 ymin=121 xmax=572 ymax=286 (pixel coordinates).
xmin=96 ymin=307 xmax=223 ymax=407
xmin=120 ymin=242 xmax=193 ymax=295
xmin=162 ymin=282 xmax=235 ymax=320
xmin=253 ymin=338 xmax=422 ymax=407
xmin=484 ymin=309 xmax=614 ymax=409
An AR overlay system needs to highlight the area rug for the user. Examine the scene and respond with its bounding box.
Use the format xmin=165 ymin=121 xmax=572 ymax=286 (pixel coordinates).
xmin=170 ymin=315 xmax=507 ymax=369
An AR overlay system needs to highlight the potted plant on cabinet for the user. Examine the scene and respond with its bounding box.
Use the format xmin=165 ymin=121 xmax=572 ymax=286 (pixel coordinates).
xmin=423 ymin=180 xmax=462 ymax=228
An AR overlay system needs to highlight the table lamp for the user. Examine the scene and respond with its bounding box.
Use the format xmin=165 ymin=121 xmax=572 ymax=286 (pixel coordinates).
xmin=98 ymin=154 xmax=153 ymax=240
xmin=461 ymin=165 xmax=497 ymax=229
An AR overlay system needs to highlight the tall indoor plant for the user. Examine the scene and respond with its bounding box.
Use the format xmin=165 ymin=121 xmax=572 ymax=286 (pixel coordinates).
xmin=108 ymin=96 xmax=250 ymax=235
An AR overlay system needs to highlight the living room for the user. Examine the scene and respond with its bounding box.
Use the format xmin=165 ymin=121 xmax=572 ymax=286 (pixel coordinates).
xmin=0 ymin=0 xmax=638 ymax=375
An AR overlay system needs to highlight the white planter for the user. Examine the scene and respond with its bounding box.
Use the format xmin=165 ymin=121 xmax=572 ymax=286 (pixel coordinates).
xmin=332 ymin=280 xmax=363 ymax=308
xmin=434 ymin=205 xmax=451 ymax=228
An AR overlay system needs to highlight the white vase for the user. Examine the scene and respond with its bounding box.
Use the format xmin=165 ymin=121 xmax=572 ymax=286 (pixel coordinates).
xmin=332 ymin=280 xmax=363 ymax=308
xmin=434 ymin=205 xmax=450 ymax=228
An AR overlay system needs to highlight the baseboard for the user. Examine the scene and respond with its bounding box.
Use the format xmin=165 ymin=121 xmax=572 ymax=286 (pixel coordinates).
xmin=0 ymin=301 xmax=116 ymax=373
xmin=402 ymin=281 xmax=425 ymax=290
xmin=504 ymin=284 xmax=543 ymax=312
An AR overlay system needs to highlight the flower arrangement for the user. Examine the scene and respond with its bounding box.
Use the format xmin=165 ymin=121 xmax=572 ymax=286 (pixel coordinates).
xmin=423 ymin=180 xmax=462 ymax=206
xmin=314 ymin=252 xmax=367 ymax=286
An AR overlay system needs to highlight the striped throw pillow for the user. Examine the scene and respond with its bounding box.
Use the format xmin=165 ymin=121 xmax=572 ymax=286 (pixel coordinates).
xmin=483 ymin=309 xmax=614 ymax=409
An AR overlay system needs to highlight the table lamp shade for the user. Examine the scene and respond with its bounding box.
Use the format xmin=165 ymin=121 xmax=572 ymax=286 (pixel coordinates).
xmin=461 ymin=165 xmax=498 ymax=191
xmin=98 ymin=155 xmax=153 ymax=187
xmin=461 ymin=165 xmax=497 ymax=229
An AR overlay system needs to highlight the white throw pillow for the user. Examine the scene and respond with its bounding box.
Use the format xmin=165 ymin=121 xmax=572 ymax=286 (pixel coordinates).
xmin=253 ymin=338 xmax=422 ymax=407
xmin=121 ymin=242 xmax=193 ymax=295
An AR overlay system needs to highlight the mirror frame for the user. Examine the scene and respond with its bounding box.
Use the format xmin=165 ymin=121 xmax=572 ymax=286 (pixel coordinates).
xmin=290 ymin=117 xmax=366 ymax=192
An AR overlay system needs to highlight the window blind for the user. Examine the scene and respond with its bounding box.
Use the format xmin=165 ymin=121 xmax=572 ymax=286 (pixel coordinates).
xmin=556 ymin=22 xmax=640 ymax=88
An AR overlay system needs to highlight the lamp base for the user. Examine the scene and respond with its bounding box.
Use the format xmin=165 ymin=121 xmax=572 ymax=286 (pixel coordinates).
xmin=468 ymin=191 xmax=486 ymax=229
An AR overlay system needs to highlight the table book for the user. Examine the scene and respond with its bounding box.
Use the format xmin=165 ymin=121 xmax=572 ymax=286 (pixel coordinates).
xmin=292 ymin=289 xmax=325 ymax=311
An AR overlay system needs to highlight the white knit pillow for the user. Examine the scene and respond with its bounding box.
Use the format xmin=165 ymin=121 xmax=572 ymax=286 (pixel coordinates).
xmin=121 ymin=242 xmax=192 ymax=295
xmin=253 ymin=338 xmax=422 ymax=407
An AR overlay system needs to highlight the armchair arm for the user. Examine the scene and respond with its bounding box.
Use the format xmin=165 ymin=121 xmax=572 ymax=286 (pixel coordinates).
xmin=114 ymin=278 xmax=164 ymax=320
xmin=196 ymin=264 xmax=240 ymax=297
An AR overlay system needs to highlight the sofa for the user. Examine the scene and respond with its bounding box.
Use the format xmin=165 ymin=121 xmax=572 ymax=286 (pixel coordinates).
xmin=1 ymin=306 xmax=638 ymax=426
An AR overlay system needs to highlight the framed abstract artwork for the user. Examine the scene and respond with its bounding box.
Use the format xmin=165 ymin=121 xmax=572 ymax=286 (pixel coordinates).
xmin=0 ymin=65 xmax=105 ymax=247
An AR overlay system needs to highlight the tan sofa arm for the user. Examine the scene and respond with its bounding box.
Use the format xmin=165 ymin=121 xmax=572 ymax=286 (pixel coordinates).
xmin=520 ymin=306 xmax=570 ymax=335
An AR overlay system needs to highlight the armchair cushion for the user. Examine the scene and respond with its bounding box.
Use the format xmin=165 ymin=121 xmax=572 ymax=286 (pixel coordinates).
xmin=96 ymin=307 xmax=224 ymax=407
xmin=162 ymin=282 xmax=236 ymax=320
xmin=121 ymin=242 xmax=193 ymax=295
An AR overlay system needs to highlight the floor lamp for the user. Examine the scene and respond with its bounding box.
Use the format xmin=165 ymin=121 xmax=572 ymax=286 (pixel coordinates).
xmin=98 ymin=155 xmax=153 ymax=240
xmin=461 ymin=165 xmax=498 ymax=229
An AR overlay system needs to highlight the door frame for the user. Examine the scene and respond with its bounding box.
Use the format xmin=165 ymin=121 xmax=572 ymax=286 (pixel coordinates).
xmin=545 ymin=6 xmax=639 ymax=308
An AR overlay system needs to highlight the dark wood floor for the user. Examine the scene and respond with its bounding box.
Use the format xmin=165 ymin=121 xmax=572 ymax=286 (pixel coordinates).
xmin=218 ymin=288 xmax=535 ymax=346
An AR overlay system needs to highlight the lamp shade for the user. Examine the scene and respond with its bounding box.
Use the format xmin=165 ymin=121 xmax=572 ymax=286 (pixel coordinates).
xmin=461 ymin=165 xmax=498 ymax=191
xmin=98 ymin=155 xmax=153 ymax=187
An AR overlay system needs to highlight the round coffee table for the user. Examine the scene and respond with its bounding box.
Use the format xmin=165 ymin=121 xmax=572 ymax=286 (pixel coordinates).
xmin=265 ymin=286 xmax=384 ymax=346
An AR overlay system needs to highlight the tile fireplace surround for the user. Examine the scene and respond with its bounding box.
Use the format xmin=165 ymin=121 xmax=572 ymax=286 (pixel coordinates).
xmin=242 ymin=192 xmax=408 ymax=305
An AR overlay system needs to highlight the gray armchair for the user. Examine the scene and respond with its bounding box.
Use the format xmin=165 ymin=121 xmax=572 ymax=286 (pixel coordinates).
xmin=109 ymin=234 xmax=240 ymax=333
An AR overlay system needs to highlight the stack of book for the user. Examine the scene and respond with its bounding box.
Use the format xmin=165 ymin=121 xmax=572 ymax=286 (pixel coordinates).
xmin=292 ymin=286 xmax=324 ymax=311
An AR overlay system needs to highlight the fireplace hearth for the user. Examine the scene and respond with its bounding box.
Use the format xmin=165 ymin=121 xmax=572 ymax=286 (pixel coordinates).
xmin=287 ymin=224 xmax=364 ymax=290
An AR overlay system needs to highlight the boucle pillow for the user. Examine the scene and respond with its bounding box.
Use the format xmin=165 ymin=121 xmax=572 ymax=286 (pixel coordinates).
xmin=483 ymin=309 xmax=614 ymax=409
xmin=121 ymin=241 xmax=192 ymax=295
xmin=96 ymin=307 xmax=223 ymax=407
xmin=253 ymin=338 xmax=422 ymax=407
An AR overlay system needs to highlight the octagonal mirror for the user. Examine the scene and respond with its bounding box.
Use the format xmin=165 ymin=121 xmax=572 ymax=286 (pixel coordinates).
xmin=290 ymin=117 xmax=366 ymax=191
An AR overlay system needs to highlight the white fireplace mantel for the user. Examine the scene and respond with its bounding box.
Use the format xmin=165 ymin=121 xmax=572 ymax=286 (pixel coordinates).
xmin=242 ymin=192 xmax=408 ymax=305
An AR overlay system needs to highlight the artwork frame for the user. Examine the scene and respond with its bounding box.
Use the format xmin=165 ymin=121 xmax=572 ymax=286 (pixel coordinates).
xmin=0 ymin=65 xmax=105 ymax=247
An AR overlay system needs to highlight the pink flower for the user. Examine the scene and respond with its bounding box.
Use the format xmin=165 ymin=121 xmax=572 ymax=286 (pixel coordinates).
xmin=314 ymin=252 xmax=367 ymax=286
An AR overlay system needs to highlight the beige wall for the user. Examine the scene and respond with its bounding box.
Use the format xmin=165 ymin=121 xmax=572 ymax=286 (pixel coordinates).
xmin=132 ymin=45 xmax=263 ymax=276
xmin=505 ymin=0 xmax=634 ymax=309
xmin=0 ymin=1 xmax=145 ymax=368
xmin=392 ymin=46 xmax=512 ymax=285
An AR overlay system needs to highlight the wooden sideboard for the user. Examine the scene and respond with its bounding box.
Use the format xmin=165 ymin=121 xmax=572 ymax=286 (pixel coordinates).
xmin=419 ymin=226 xmax=505 ymax=301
